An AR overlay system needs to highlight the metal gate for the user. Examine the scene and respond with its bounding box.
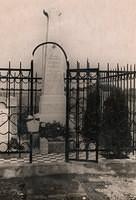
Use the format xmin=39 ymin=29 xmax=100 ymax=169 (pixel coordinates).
xmin=65 ymin=62 xmax=100 ymax=162
xmin=65 ymin=62 xmax=136 ymax=162
xmin=0 ymin=62 xmax=41 ymax=162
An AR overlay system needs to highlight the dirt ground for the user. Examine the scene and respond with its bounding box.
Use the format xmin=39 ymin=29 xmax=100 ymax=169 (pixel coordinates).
xmin=0 ymin=173 xmax=136 ymax=200
xmin=81 ymin=174 xmax=136 ymax=200
xmin=0 ymin=158 xmax=136 ymax=199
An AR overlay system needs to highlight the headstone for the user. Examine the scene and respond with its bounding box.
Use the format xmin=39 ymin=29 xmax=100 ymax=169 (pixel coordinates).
xmin=39 ymin=45 xmax=66 ymax=124
xmin=26 ymin=117 xmax=40 ymax=154
xmin=26 ymin=118 xmax=40 ymax=133
xmin=40 ymin=137 xmax=48 ymax=154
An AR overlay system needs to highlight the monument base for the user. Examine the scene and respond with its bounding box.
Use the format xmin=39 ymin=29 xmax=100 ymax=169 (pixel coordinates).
xmin=39 ymin=94 xmax=66 ymax=124
xmin=48 ymin=141 xmax=65 ymax=153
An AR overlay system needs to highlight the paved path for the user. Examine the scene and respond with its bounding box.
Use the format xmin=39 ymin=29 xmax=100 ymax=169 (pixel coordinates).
xmin=0 ymin=153 xmax=65 ymax=165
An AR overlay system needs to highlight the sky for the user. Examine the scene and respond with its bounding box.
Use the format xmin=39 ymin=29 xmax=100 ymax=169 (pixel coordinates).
xmin=0 ymin=0 xmax=136 ymax=69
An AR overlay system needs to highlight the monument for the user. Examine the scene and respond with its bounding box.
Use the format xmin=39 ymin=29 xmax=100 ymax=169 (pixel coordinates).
xmin=39 ymin=45 xmax=66 ymax=124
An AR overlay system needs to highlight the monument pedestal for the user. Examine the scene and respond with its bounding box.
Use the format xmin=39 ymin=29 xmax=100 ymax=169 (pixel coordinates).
xmin=40 ymin=137 xmax=48 ymax=154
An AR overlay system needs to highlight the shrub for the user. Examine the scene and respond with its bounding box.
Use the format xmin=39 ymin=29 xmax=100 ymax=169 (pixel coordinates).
xmin=82 ymin=87 xmax=98 ymax=144
xmin=40 ymin=121 xmax=66 ymax=140
xmin=102 ymin=88 xmax=132 ymax=158
xmin=9 ymin=137 xmax=24 ymax=150
xmin=82 ymin=85 xmax=132 ymax=158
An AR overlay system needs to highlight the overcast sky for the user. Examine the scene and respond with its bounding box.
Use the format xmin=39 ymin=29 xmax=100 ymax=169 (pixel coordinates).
xmin=0 ymin=0 xmax=136 ymax=69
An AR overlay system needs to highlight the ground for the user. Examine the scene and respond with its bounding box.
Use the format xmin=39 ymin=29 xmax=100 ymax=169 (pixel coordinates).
xmin=0 ymin=173 xmax=136 ymax=199
xmin=0 ymin=154 xmax=136 ymax=199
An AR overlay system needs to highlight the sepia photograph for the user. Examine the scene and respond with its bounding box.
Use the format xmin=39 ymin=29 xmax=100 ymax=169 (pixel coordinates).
xmin=0 ymin=0 xmax=135 ymax=199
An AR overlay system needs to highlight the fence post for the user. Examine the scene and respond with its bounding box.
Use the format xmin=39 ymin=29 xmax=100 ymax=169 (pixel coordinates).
xmin=30 ymin=60 xmax=34 ymax=115
xmin=65 ymin=61 xmax=70 ymax=162
xmin=29 ymin=133 xmax=33 ymax=163
xmin=96 ymin=64 xmax=100 ymax=163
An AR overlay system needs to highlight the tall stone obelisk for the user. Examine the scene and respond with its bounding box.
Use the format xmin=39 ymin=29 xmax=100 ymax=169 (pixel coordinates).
xmin=39 ymin=45 xmax=66 ymax=124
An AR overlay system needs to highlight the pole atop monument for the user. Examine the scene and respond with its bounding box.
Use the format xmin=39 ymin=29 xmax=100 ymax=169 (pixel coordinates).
xmin=42 ymin=10 xmax=49 ymax=93
xmin=43 ymin=10 xmax=49 ymax=43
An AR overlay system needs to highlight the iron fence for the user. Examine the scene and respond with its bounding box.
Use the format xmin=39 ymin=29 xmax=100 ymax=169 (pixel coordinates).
xmin=0 ymin=62 xmax=42 ymax=162
xmin=65 ymin=62 xmax=136 ymax=162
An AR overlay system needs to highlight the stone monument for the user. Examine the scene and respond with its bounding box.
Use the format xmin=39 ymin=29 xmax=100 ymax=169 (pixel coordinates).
xmin=39 ymin=45 xmax=66 ymax=124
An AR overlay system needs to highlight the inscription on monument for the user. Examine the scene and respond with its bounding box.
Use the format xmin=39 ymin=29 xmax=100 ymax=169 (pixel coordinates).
xmin=40 ymin=45 xmax=66 ymax=123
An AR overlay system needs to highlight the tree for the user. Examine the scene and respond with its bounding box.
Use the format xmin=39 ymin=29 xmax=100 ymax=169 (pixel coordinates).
xmin=102 ymin=88 xmax=132 ymax=158
xmin=17 ymin=106 xmax=29 ymax=136
xmin=82 ymin=86 xmax=132 ymax=159
xmin=82 ymin=87 xmax=98 ymax=144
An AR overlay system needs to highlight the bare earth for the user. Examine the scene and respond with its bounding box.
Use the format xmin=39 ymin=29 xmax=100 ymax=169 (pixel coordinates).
xmin=0 ymin=157 xmax=136 ymax=199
